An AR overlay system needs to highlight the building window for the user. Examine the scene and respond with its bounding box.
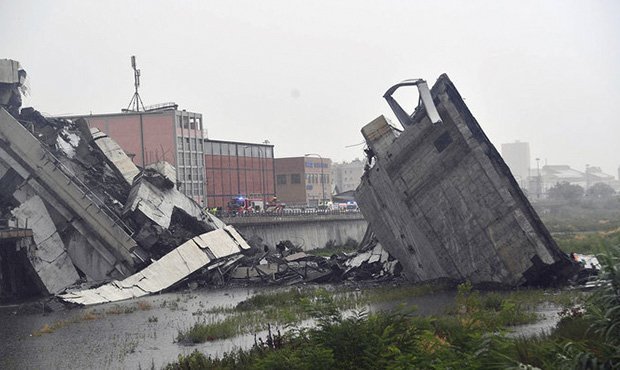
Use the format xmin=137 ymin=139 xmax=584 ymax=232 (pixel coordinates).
xmin=291 ymin=174 xmax=301 ymax=184
xmin=277 ymin=175 xmax=287 ymax=185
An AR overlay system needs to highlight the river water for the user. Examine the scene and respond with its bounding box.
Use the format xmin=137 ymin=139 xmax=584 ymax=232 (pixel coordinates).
xmin=0 ymin=286 xmax=560 ymax=369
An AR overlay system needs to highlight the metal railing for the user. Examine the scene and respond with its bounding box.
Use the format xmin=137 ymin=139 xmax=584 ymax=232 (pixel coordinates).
xmin=217 ymin=208 xmax=362 ymax=219
xmin=38 ymin=146 xmax=135 ymax=238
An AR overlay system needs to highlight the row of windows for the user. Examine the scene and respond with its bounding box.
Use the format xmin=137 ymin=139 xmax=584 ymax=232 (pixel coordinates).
xmin=177 ymin=137 xmax=204 ymax=153
xmin=179 ymin=182 xmax=204 ymax=196
xmin=306 ymin=173 xmax=329 ymax=184
xmin=277 ymin=173 xmax=329 ymax=185
xmin=205 ymin=142 xmax=273 ymax=159
xmin=176 ymin=115 xmax=202 ymax=130
xmin=177 ymin=152 xmax=204 ymax=167
xmin=178 ymin=167 xmax=204 ymax=182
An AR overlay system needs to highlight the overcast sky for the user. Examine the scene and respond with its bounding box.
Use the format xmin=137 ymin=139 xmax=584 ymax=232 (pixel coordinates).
xmin=2 ymin=0 xmax=619 ymax=176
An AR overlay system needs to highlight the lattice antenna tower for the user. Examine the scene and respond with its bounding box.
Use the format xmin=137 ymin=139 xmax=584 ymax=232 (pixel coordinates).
xmin=126 ymin=55 xmax=146 ymax=112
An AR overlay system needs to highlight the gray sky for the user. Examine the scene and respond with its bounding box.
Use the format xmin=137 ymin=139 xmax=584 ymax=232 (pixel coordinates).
xmin=2 ymin=0 xmax=619 ymax=176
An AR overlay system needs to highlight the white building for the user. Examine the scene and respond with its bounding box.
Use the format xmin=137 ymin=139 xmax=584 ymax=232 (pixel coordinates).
xmin=332 ymin=159 xmax=365 ymax=193
xmin=501 ymin=141 xmax=530 ymax=188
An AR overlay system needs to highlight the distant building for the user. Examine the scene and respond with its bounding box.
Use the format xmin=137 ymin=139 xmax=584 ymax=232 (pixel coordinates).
xmin=501 ymin=141 xmax=530 ymax=188
xmin=332 ymin=158 xmax=365 ymax=193
xmin=540 ymin=165 xmax=586 ymax=192
xmin=275 ymin=156 xmax=332 ymax=207
xmin=62 ymin=106 xmax=275 ymax=207
xmin=62 ymin=106 xmax=207 ymax=204
xmin=586 ymin=166 xmax=616 ymax=191
xmin=203 ymin=140 xmax=275 ymax=208
xmin=528 ymin=164 xmax=618 ymax=197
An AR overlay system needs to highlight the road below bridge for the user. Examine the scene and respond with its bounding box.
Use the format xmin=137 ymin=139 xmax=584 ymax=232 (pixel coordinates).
xmin=221 ymin=212 xmax=368 ymax=251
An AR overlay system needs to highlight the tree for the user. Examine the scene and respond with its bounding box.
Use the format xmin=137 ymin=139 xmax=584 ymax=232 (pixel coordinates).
xmin=587 ymin=182 xmax=615 ymax=198
xmin=547 ymin=182 xmax=584 ymax=202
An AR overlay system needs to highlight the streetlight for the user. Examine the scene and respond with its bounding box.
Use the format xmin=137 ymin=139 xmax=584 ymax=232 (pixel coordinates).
xmin=585 ymin=164 xmax=590 ymax=192
xmin=245 ymin=144 xmax=266 ymax=208
xmin=241 ymin=146 xmax=249 ymax=197
xmin=258 ymin=146 xmax=265 ymax=207
xmin=304 ymin=153 xmax=325 ymax=207
xmin=536 ymin=157 xmax=541 ymax=199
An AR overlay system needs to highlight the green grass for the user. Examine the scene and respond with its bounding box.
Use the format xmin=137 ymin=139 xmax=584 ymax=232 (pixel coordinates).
xmin=176 ymin=287 xmax=363 ymax=344
xmin=358 ymin=279 xmax=455 ymax=304
xmin=175 ymin=282 xmax=578 ymax=347
xmin=307 ymin=237 xmax=359 ymax=257
xmin=177 ymin=315 xmax=250 ymax=343
xmin=536 ymin=198 xmax=620 ymax=233
xmin=554 ymin=227 xmax=620 ymax=254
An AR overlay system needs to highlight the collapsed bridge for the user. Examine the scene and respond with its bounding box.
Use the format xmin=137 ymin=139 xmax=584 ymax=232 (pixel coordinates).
xmin=356 ymin=75 xmax=576 ymax=287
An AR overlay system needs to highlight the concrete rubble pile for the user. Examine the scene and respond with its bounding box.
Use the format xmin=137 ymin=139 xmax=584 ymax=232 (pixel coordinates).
xmin=0 ymin=59 xmax=250 ymax=304
xmin=356 ymin=75 xmax=577 ymax=287
xmin=217 ymin=234 xmax=402 ymax=285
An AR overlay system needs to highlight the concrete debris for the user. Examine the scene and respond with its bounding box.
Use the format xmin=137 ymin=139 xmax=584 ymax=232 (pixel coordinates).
xmin=356 ymin=75 xmax=577 ymax=287
xmin=0 ymin=60 xmax=246 ymax=302
xmin=221 ymin=233 xmax=401 ymax=285
xmin=144 ymin=161 xmax=177 ymax=189
xmin=11 ymin=196 xmax=80 ymax=294
xmin=59 ymin=226 xmax=250 ymax=305
xmin=90 ymin=128 xmax=140 ymax=186
xmin=0 ymin=59 xmax=27 ymax=117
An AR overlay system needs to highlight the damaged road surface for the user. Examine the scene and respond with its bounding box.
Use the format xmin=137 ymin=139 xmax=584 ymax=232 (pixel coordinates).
xmin=356 ymin=75 xmax=576 ymax=287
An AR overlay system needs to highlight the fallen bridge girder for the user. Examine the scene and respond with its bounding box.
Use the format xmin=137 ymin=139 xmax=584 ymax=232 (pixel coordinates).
xmin=356 ymin=75 xmax=576 ymax=286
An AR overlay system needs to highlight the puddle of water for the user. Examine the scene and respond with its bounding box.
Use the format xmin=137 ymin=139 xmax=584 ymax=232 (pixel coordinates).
xmin=0 ymin=286 xmax=272 ymax=369
xmin=506 ymin=303 xmax=562 ymax=338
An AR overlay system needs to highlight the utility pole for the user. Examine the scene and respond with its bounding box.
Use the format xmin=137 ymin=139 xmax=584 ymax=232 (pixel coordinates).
xmin=536 ymin=157 xmax=541 ymax=199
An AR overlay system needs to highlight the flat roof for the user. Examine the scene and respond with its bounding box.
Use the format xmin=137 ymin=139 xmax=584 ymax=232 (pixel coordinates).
xmin=58 ymin=109 xmax=200 ymax=120
xmin=205 ymin=138 xmax=274 ymax=148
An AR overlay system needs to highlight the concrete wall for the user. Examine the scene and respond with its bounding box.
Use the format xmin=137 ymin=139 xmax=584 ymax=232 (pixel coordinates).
xmin=85 ymin=111 xmax=176 ymax=168
xmin=228 ymin=214 xmax=367 ymax=250
xmin=274 ymin=157 xmax=307 ymax=205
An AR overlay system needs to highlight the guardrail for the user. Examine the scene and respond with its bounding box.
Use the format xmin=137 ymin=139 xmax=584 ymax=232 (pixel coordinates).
xmin=39 ymin=149 xmax=135 ymax=237
xmin=217 ymin=209 xmax=362 ymax=219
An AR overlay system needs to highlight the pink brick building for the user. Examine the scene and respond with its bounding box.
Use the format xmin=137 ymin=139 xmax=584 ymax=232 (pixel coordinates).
xmin=204 ymin=139 xmax=275 ymax=208
xmin=64 ymin=107 xmax=206 ymax=204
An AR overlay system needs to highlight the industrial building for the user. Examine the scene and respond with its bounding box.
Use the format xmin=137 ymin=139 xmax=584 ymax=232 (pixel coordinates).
xmin=275 ymin=156 xmax=332 ymax=207
xmin=63 ymin=107 xmax=277 ymax=208
xmin=204 ymin=139 xmax=275 ymax=208
xmin=530 ymin=164 xmax=619 ymax=195
xmin=62 ymin=105 xmax=207 ymax=204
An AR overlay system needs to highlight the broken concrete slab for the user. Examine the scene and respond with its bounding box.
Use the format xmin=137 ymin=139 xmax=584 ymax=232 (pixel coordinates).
xmin=90 ymin=128 xmax=140 ymax=186
xmin=125 ymin=171 xmax=224 ymax=229
xmin=144 ymin=161 xmax=176 ymax=189
xmin=11 ymin=196 xmax=80 ymax=294
xmin=59 ymin=225 xmax=250 ymax=305
xmin=0 ymin=109 xmax=137 ymax=270
xmin=356 ymin=75 xmax=575 ymax=287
